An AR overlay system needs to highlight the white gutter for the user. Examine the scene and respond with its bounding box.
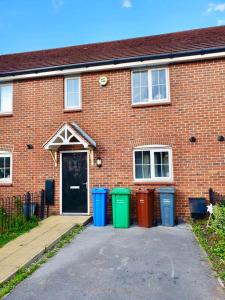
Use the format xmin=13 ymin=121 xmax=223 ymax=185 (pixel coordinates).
xmin=1 ymin=51 xmax=225 ymax=82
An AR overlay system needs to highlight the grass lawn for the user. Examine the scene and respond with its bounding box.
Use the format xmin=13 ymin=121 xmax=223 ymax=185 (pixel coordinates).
xmin=0 ymin=217 xmax=39 ymax=248
xmin=192 ymin=219 xmax=225 ymax=285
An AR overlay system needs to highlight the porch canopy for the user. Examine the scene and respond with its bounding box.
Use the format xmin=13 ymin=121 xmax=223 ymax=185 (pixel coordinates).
xmin=43 ymin=122 xmax=96 ymax=165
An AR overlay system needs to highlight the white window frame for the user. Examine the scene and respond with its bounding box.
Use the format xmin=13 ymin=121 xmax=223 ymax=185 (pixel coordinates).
xmin=64 ymin=77 xmax=81 ymax=110
xmin=131 ymin=67 xmax=170 ymax=105
xmin=133 ymin=145 xmax=173 ymax=182
xmin=0 ymin=151 xmax=12 ymax=184
xmin=0 ymin=83 xmax=13 ymax=114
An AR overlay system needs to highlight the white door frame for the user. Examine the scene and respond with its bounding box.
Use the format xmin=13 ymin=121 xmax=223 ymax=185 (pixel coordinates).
xmin=60 ymin=150 xmax=90 ymax=215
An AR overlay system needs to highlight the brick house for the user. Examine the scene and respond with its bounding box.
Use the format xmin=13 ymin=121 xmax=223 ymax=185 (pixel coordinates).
xmin=0 ymin=26 xmax=225 ymax=221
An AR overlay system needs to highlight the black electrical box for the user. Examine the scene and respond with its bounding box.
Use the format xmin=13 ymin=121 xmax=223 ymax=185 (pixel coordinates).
xmin=45 ymin=179 xmax=55 ymax=205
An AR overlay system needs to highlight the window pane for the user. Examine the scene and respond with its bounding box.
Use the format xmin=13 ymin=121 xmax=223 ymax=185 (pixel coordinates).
xmin=67 ymin=79 xmax=73 ymax=92
xmin=135 ymin=165 xmax=143 ymax=179
xmin=133 ymin=87 xmax=140 ymax=103
xmin=135 ymin=152 xmax=142 ymax=164
xmin=152 ymin=85 xmax=166 ymax=100
xmin=0 ymin=168 xmax=4 ymax=179
xmin=141 ymin=86 xmax=148 ymax=101
xmin=154 ymin=151 xmax=170 ymax=178
xmin=67 ymin=79 xmax=79 ymax=93
xmin=159 ymin=70 xmax=166 ymax=84
xmin=66 ymin=79 xmax=80 ymax=107
xmin=151 ymin=69 xmax=167 ymax=100
xmin=151 ymin=70 xmax=158 ymax=85
xmin=5 ymin=157 xmax=10 ymax=168
xmin=162 ymin=165 xmax=169 ymax=177
xmin=160 ymin=85 xmax=167 ymax=99
xmin=132 ymin=71 xmax=149 ymax=104
xmin=0 ymin=158 xmax=4 ymax=168
xmin=162 ymin=152 xmax=169 ymax=164
xmin=143 ymin=165 xmax=151 ymax=178
xmin=141 ymin=71 xmax=148 ymax=86
xmin=67 ymin=92 xmax=79 ymax=107
xmin=4 ymin=168 xmax=10 ymax=178
xmin=155 ymin=164 xmax=162 ymax=177
xmin=152 ymin=85 xmax=160 ymax=100
xmin=0 ymin=85 xmax=12 ymax=113
xmin=143 ymin=151 xmax=150 ymax=164
xmin=132 ymin=72 xmax=140 ymax=87
xmin=154 ymin=152 xmax=161 ymax=164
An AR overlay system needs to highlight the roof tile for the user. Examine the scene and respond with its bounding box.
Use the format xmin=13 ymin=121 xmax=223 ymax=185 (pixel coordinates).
xmin=1 ymin=26 xmax=225 ymax=75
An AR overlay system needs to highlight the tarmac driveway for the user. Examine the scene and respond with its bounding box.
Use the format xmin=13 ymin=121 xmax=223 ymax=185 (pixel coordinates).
xmin=6 ymin=224 xmax=224 ymax=300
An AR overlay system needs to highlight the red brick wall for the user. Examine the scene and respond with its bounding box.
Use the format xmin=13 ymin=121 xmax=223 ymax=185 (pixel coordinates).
xmin=1 ymin=58 xmax=225 ymax=221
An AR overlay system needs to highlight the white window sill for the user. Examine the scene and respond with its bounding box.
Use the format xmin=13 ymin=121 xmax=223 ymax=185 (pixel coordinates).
xmin=0 ymin=181 xmax=12 ymax=186
xmin=0 ymin=112 xmax=13 ymax=117
xmin=64 ymin=108 xmax=82 ymax=112
xmin=134 ymin=179 xmax=173 ymax=183
xmin=132 ymin=100 xmax=171 ymax=107
xmin=134 ymin=180 xmax=174 ymax=185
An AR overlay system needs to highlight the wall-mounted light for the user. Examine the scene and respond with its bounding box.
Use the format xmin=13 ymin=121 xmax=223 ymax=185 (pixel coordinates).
xmin=27 ymin=144 xmax=34 ymax=149
xmin=189 ymin=136 xmax=197 ymax=143
xmin=96 ymin=157 xmax=102 ymax=168
xmin=217 ymin=135 xmax=225 ymax=142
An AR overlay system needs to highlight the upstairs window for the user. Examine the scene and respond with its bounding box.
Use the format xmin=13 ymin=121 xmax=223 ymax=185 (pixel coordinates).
xmin=0 ymin=151 xmax=12 ymax=183
xmin=133 ymin=146 xmax=173 ymax=182
xmin=132 ymin=68 xmax=169 ymax=105
xmin=0 ymin=84 xmax=13 ymax=114
xmin=64 ymin=77 xmax=81 ymax=110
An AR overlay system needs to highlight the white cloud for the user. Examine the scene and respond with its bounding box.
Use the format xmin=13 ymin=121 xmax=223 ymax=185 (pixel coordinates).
xmin=52 ymin=0 xmax=64 ymax=10
xmin=206 ymin=3 xmax=225 ymax=14
xmin=122 ymin=0 xmax=132 ymax=8
xmin=217 ymin=19 xmax=225 ymax=25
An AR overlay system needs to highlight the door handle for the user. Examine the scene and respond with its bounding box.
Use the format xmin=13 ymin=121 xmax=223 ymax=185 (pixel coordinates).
xmin=70 ymin=186 xmax=80 ymax=189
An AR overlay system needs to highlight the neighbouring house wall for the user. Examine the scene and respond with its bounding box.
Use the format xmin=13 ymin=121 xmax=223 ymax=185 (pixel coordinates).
xmin=0 ymin=58 xmax=225 ymax=220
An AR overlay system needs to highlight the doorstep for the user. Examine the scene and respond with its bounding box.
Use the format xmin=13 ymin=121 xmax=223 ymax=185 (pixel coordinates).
xmin=0 ymin=215 xmax=92 ymax=284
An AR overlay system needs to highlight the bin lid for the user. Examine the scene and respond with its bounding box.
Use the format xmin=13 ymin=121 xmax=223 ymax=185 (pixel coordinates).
xmin=157 ymin=187 xmax=176 ymax=193
xmin=135 ymin=189 xmax=155 ymax=194
xmin=92 ymin=188 xmax=108 ymax=194
xmin=111 ymin=187 xmax=131 ymax=195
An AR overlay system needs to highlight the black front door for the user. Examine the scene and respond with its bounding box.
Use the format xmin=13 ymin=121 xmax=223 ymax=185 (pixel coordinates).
xmin=62 ymin=152 xmax=88 ymax=214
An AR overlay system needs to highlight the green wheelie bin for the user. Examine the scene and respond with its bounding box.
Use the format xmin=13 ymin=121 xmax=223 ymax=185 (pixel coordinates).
xmin=111 ymin=188 xmax=131 ymax=228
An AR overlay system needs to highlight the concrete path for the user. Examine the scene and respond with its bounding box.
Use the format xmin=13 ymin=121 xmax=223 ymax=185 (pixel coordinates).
xmin=0 ymin=215 xmax=91 ymax=284
xmin=5 ymin=224 xmax=224 ymax=300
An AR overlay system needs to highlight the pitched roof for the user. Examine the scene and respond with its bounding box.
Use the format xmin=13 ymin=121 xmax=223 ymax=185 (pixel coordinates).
xmin=1 ymin=26 xmax=225 ymax=76
xmin=43 ymin=122 xmax=96 ymax=150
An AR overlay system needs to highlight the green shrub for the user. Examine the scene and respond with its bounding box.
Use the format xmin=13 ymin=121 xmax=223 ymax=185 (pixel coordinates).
xmin=0 ymin=206 xmax=7 ymax=232
xmin=211 ymin=239 xmax=225 ymax=260
xmin=14 ymin=196 xmax=22 ymax=214
xmin=211 ymin=205 xmax=225 ymax=237
xmin=192 ymin=219 xmax=225 ymax=282
xmin=0 ymin=206 xmax=7 ymax=221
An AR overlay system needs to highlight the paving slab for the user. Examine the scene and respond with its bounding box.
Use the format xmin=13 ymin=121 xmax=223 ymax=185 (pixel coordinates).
xmin=5 ymin=224 xmax=225 ymax=300
xmin=0 ymin=215 xmax=91 ymax=284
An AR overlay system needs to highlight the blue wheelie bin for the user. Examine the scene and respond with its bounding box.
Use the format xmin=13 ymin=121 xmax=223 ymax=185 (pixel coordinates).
xmin=158 ymin=187 xmax=176 ymax=226
xmin=92 ymin=188 xmax=108 ymax=226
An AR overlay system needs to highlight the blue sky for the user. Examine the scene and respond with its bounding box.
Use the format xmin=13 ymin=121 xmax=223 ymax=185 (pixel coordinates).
xmin=1 ymin=0 xmax=225 ymax=54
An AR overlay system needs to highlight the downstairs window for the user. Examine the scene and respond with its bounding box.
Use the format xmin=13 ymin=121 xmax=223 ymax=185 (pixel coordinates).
xmin=0 ymin=151 xmax=12 ymax=183
xmin=133 ymin=146 xmax=173 ymax=182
